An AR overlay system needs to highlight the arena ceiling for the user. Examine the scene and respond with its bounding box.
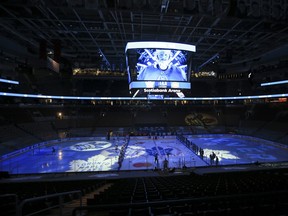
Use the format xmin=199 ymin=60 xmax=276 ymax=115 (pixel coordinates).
xmin=0 ymin=0 xmax=288 ymax=72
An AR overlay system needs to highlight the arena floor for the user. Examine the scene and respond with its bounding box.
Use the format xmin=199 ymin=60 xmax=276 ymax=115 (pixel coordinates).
xmin=1 ymin=134 xmax=287 ymax=175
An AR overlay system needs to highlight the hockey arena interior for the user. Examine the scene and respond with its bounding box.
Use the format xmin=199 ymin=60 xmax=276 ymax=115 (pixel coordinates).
xmin=0 ymin=1 xmax=288 ymax=216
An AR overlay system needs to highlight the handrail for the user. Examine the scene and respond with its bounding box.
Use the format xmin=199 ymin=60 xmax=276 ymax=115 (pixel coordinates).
xmin=17 ymin=190 xmax=82 ymax=216
xmin=0 ymin=193 xmax=18 ymax=200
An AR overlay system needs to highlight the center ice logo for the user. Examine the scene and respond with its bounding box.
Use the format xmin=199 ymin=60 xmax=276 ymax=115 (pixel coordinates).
xmin=146 ymin=146 xmax=173 ymax=156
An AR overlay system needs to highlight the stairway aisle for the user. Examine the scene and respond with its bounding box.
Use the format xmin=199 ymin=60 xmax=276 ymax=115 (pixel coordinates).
xmin=45 ymin=183 xmax=113 ymax=216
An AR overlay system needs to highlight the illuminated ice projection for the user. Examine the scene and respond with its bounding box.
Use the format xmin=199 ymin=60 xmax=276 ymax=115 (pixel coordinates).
xmin=68 ymin=154 xmax=117 ymax=172
xmin=123 ymin=140 xmax=186 ymax=169
xmin=68 ymin=142 xmax=117 ymax=172
xmin=125 ymin=145 xmax=146 ymax=159
xmin=198 ymin=135 xmax=280 ymax=164
xmin=203 ymin=149 xmax=240 ymax=161
xmin=146 ymin=146 xmax=173 ymax=156
xmin=70 ymin=141 xmax=112 ymax=151
xmin=125 ymin=145 xmax=153 ymax=168
xmin=1 ymin=134 xmax=286 ymax=174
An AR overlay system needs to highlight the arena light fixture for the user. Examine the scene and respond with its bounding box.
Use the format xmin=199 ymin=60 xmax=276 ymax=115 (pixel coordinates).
xmin=0 ymin=92 xmax=287 ymax=101
xmin=125 ymin=41 xmax=196 ymax=53
xmin=261 ymin=80 xmax=288 ymax=86
xmin=0 ymin=78 xmax=19 ymax=85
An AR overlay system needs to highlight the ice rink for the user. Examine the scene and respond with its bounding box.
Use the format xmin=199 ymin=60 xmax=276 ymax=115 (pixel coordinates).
xmin=1 ymin=134 xmax=287 ymax=174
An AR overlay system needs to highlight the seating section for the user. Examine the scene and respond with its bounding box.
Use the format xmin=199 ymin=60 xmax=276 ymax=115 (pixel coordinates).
xmin=0 ymin=179 xmax=105 ymax=216
xmin=1 ymin=103 xmax=288 ymax=153
xmin=0 ymin=125 xmax=40 ymax=155
xmin=1 ymin=167 xmax=288 ymax=215
xmin=83 ymin=168 xmax=288 ymax=215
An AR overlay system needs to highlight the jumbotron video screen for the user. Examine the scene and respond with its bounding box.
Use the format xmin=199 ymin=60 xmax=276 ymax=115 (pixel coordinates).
xmin=126 ymin=41 xmax=196 ymax=93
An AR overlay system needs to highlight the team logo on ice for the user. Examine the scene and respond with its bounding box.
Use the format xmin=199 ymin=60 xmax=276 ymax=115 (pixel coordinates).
xmin=70 ymin=141 xmax=111 ymax=151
